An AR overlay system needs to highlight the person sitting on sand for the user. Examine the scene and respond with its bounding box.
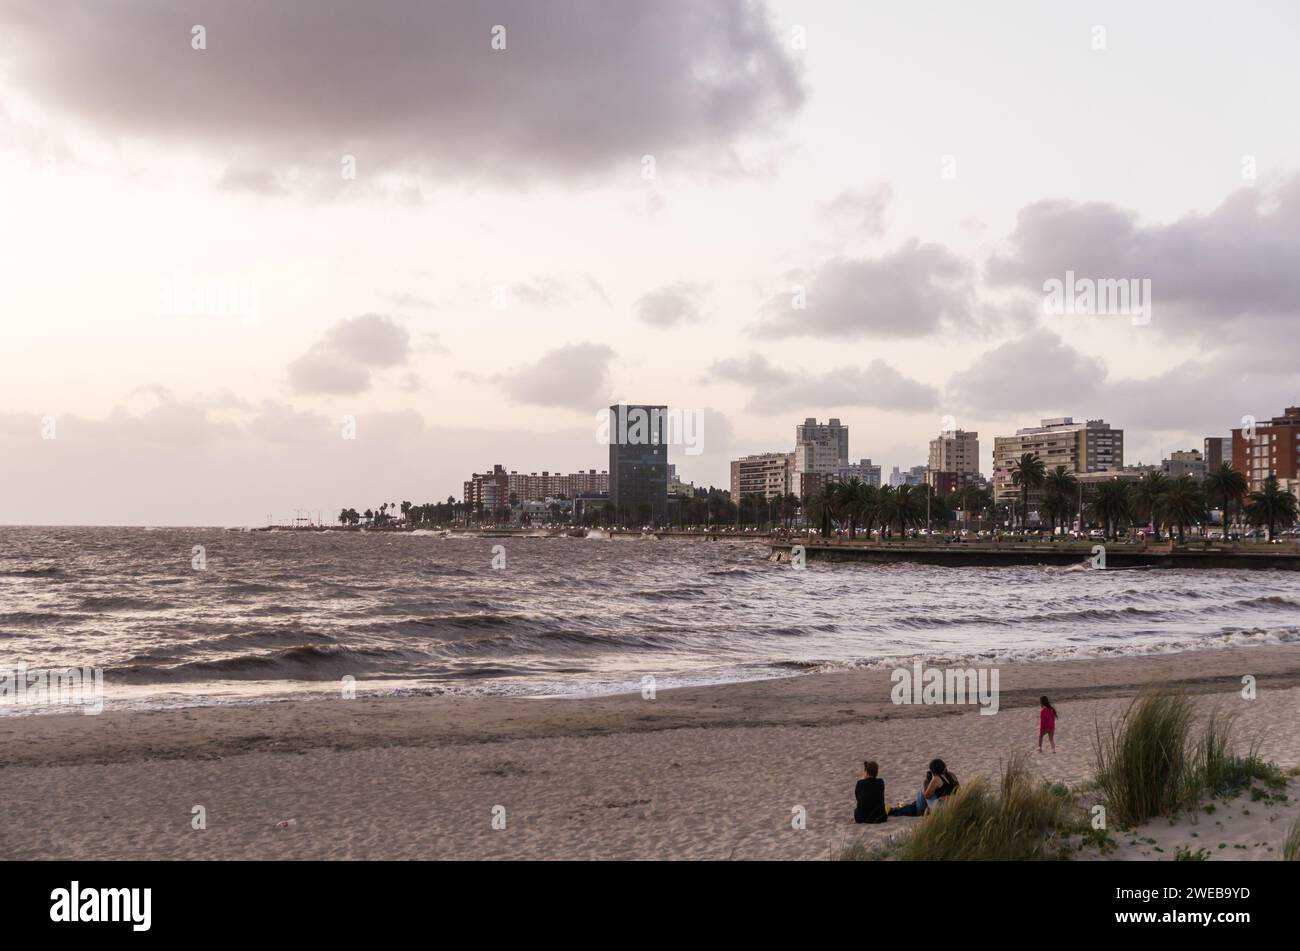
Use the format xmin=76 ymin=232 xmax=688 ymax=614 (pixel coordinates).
xmin=889 ymin=758 xmax=959 ymax=817
xmin=854 ymin=760 xmax=887 ymax=824
xmin=1038 ymin=695 xmax=1058 ymax=753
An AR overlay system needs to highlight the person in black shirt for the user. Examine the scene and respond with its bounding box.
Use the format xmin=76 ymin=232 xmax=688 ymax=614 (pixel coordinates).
xmin=854 ymin=760 xmax=887 ymax=823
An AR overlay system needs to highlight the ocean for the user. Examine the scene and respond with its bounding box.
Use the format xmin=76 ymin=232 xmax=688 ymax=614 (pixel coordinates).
xmin=3 ymin=526 xmax=1299 ymax=712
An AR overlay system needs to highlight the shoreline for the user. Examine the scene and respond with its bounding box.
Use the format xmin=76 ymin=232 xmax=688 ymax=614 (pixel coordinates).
xmin=9 ymin=644 xmax=1300 ymax=770
xmin=6 ymin=623 xmax=1300 ymax=721
xmin=2 ymin=645 xmax=1299 ymax=859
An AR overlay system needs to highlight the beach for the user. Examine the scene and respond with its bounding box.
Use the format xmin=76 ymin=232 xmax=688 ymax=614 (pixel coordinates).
xmin=3 ymin=645 xmax=1299 ymax=860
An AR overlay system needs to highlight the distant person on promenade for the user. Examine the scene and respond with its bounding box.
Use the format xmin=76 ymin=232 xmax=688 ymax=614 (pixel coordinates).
xmin=1038 ymin=695 xmax=1058 ymax=753
xmin=854 ymin=760 xmax=887 ymax=823
xmin=890 ymin=758 xmax=959 ymax=817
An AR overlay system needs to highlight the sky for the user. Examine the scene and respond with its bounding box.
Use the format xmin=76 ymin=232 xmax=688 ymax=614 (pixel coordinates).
xmin=1 ymin=0 xmax=1298 ymax=525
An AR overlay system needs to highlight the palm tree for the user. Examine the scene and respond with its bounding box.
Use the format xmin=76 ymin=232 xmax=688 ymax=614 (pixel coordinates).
xmin=1088 ymin=479 xmax=1133 ymax=541
xmin=1246 ymin=475 xmax=1299 ymax=542
xmin=892 ymin=484 xmax=926 ymax=537
xmin=1130 ymin=471 xmax=1168 ymax=541
xmin=1009 ymin=452 xmax=1047 ymax=532
xmin=781 ymin=492 xmax=799 ymax=529
xmin=807 ymin=482 xmax=840 ymax=537
xmin=1204 ymin=463 xmax=1248 ymax=536
xmin=874 ymin=485 xmax=897 ymax=539
xmin=1043 ymin=465 xmax=1079 ymax=536
xmin=1160 ymin=475 xmax=1206 ymax=543
xmin=833 ymin=478 xmax=865 ymax=538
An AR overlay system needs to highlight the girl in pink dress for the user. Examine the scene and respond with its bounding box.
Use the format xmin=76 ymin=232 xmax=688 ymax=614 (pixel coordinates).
xmin=1038 ymin=696 xmax=1058 ymax=753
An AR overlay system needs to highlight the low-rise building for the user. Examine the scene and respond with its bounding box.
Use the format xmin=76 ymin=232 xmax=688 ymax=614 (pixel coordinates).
xmin=993 ymin=417 xmax=1124 ymax=506
xmin=1162 ymin=450 xmax=1205 ymax=481
xmin=730 ymin=452 xmax=795 ymax=503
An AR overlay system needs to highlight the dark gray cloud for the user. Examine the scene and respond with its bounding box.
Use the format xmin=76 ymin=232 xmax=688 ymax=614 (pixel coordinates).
xmin=634 ymin=282 xmax=707 ymax=327
xmin=496 ymin=342 xmax=616 ymax=411
xmin=985 ymin=175 xmax=1300 ymax=341
xmin=752 ymin=239 xmax=975 ymax=339
xmin=0 ymin=0 xmax=804 ymax=185
xmin=944 ymin=329 xmax=1105 ymax=417
xmin=287 ymin=314 xmax=411 ymax=395
xmin=944 ymin=332 xmax=1299 ymax=448
xmin=709 ymin=352 xmax=939 ymax=416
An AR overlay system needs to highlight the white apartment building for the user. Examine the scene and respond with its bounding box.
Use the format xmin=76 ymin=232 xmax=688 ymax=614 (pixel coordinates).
xmin=992 ymin=417 xmax=1124 ymax=505
xmin=730 ymin=452 xmax=796 ymax=502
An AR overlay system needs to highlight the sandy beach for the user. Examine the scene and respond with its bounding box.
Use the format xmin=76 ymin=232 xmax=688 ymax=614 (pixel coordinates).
xmin=3 ymin=645 xmax=1299 ymax=860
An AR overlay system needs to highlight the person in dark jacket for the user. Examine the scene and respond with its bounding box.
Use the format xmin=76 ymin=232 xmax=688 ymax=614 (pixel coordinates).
xmin=854 ymin=760 xmax=888 ymax=823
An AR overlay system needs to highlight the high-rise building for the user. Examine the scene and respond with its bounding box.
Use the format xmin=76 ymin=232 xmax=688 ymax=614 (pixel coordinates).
xmin=889 ymin=465 xmax=927 ymax=487
xmin=1232 ymin=406 xmax=1300 ymax=493
xmin=1203 ymin=436 xmax=1231 ymax=470
xmin=609 ymin=403 xmax=669 ymax=525
xmin=1162 ymin=450 xmax=1205 ymax=482
xmin=832 ymin=458 xmax=882 ymax=487
xmin=793 ymin=418 xmax=848 ymax=497
xmin=506 ymin=469 xmax=609 ymax=500
xmin=730 ymin=452 xmax=795 ymax=503
xmin=928 ymin=429 xmax=980 ymax=490
xmin=992 ymin=417 xmax=1123 ymax=506
xmin=464 ymin=464 xmax=509 ymax=515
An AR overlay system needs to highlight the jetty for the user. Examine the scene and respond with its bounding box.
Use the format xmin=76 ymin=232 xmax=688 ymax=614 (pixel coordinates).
xmin=767 ymin=539 xmax=1300 ymax=570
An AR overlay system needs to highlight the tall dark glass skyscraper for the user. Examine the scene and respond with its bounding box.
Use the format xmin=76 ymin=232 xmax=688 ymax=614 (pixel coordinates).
xmin=608 ymin=403 xmax=669 ymax=526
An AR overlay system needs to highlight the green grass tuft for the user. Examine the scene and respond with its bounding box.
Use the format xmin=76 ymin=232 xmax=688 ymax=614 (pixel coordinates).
xmin=1091 ymin=689 xmax=1196 ymax=827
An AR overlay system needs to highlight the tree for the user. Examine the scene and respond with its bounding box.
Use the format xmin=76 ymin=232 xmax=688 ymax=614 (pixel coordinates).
xmin=833 ymin=478 xmax=869 ymax=539
xmin=1043 ymin=465 xmax=1079 ymax=536
xmin=1160 ymin=475 xmax=1206 ymax=543
xmin=807 ymin=482 xmax=839 ymax=537
xmin=1009 ymin=452 xmax=1047 ymax=531
xmin=1204 ymin=463 xmax=1247 ymax=535
xmin=891 ymin=484 xmax=926 ymax=537
xmin=1088 ymin=479 xmax=1133 ymax=541
xmin=1130 ymin=471 xmax=1169 ymax=541
xmin=1246 ymin=475 xmax=1299 ymax=541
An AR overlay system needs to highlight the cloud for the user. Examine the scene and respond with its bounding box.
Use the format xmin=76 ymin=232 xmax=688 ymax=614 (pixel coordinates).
xmin=0 ymin=0 xmax=804 ymax=186
xmin=507 ymin=276 xmax=608 ymax=308
xmin=944 ymin=332 xmax=1299 ymax=463
xmin=752 ymin=239 xmax=975 ymax=339
xmin=985 ymin=175 xmax=1300 ymax=341
xmin=287 ymin=314 xmax=411 ymax=395
xmin=944 ymin=329 xmax=1105 ymax=417
xmin=496 ymin=343 xmax=616 ymax=411
xmin=708 ymin=352 xmax=939 ymax=415
xmin=634 ymin=282 xmax=707 ymax=327
xmin=0 ymin=399 xmax=626 ymax=525
xmin=822 ymin=183 xmax=892 ymax=236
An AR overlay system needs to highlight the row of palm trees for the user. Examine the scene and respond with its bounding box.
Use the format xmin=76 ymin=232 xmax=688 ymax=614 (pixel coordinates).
xmin=803 ymin=479 xmax=933 ymax=539
xmin=1008 ymin=452 xmax=1299 ymax=541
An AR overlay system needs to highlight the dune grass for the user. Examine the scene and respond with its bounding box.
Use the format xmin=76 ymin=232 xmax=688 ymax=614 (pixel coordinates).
xmin=1284 ymin=816 xmax=1300 ymax=862
xmin=1091 ymin=689 xmax=1197 ymax=827
xmin=1092 ymin=688 xmax=1285 ymax=830
xmin=839 ymin=755 xmax=1069 ymax=861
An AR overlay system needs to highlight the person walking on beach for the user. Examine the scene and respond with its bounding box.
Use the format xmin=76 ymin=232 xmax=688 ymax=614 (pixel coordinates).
xmin=854 ymin=760 xmax=887 ymax=823
xmin=1038 ymin=695 xmax=1058 ymax=753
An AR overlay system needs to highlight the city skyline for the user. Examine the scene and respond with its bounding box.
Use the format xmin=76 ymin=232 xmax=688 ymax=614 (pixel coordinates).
xmin=2 ymin=1 xmax=1299 ymax=524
